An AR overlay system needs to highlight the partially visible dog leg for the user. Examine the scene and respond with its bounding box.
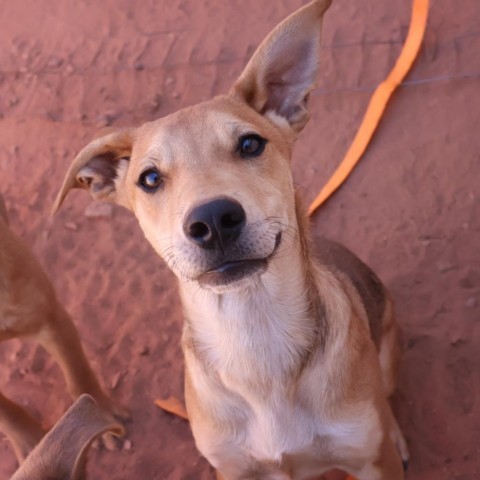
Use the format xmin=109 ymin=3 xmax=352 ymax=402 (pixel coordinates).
xmin=0 ymin=392 xmax=46 ymax=463
xmin=378 ymin=299 xmax=401 ymax=397
xmin=388 ymin=407 xmax=409 ymax=471
xmin=377 ymin=300 xmax=409 ymax=467
xmin=36 ymin=303 xmax=129 ymax=421
xmin=11 ymin=394 xmax=123 ymax=480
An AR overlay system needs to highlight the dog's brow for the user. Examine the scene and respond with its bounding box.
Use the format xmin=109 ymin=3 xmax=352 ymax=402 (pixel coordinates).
xmin=223 ymin=121 xmax=261 ymax=145
xmin=142 ymin=146 xmax=174 ymax=169
xmin=208 ymin=110 xmax=259 ymax=138
xmin=231 ymin=124 xmax=257 ymax=137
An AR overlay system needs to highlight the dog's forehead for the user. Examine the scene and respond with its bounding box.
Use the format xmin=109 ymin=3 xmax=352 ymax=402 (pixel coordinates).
xmin=133 ymin=96 xmax=281 ymax=168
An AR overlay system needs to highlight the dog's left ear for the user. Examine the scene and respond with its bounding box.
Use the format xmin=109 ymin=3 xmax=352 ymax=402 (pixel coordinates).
xmin=11 ymin=395 xmax=124 ymax=480
xmin=230 ymin=0 xmax=332 ymax=133
xmin=52 ymin=128 xmax=134 ymax=214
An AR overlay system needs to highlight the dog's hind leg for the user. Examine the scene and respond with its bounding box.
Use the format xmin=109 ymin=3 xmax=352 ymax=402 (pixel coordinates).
xmin=388 ymin=408 xmax=409 ymax=471
xmin=0 ymin=391 xmax=46 ymax=463
xmin=377 ymin=299 xmax=409 ymax=468
xmin=377 ymin=298 xmax=401 ymax=397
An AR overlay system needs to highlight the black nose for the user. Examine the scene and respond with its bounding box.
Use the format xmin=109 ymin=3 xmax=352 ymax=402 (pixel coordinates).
xmin=183 ymin=198 xmax=246 ymax=250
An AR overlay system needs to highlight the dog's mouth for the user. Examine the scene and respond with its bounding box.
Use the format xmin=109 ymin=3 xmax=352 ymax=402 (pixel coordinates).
xmin=197 ymin=232 xmax=282 ymax=288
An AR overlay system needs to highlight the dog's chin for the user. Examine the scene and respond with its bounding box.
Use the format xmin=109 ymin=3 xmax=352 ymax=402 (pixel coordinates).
xmin=197 ymin=258 xmax=268 ymax=292
xmin=195 ymin=232 xmax=282 ymax=293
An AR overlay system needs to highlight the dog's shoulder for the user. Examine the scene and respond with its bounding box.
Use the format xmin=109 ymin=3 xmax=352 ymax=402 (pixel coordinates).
xmin=311 ymin=237 xmax=387 ymax=349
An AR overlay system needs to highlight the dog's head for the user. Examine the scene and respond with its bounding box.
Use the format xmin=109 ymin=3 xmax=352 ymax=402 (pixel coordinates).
xmin=53 ymin=0 xmax=332 ymax=293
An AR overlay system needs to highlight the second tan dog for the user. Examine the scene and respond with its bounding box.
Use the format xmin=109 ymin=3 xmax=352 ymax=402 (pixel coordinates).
xmin=0 ymin=193 xmax=126 ymax=464
xmin=53 ymin=0 xmax=409 ymax=478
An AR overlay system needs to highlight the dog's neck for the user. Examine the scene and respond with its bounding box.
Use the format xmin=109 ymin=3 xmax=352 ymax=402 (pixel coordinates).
xmin=180 ymin=203 xmax=325 ymax=393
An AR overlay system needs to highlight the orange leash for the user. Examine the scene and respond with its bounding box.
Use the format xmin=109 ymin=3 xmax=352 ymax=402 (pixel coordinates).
xmin=308 ymin=0 xmax=430 ymax=216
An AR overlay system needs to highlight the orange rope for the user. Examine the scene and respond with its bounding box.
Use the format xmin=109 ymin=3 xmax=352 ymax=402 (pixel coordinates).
xmin=308 ymin=0 xmax=430 ymax=216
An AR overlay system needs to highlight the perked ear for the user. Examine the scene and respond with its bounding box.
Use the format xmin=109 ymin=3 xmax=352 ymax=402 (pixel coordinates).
xmin=52 ymin=129 xmax=134 ymax=214
xmin=11 ymin=395 xmax=124 ymax=480
xmin=230 ymin=0 xmax=332 ymax=133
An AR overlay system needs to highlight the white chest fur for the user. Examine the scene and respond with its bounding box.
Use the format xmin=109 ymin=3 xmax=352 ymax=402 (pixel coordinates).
xmin=182 ymin=267 xmax=321 ymax=459
xmin=183 ymin=267 xmax=314 ymax=388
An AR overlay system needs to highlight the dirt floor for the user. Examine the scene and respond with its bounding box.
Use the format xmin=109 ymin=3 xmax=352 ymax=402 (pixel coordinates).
xmin=1 ymin=0 xmax=479 ymax=478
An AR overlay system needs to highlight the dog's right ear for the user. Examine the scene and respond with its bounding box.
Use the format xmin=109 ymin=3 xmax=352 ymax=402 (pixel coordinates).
xmin=11 ymin=395 xmax=124 ymax=480
xmin=52 ymin=129 xmax=134 ymax=214
xmin=230 ymin=0 xmax=332 ymax=133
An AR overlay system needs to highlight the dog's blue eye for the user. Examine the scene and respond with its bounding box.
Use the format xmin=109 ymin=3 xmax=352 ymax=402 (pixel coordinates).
xmin=138 ymin=169 xmax=162 ymax=192
xmin=238 ymin=134 xmax=266 ymax=158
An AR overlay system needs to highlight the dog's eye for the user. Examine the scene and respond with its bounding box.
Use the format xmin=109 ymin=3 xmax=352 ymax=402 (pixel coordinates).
xmin=138 ymin=168 xmax=163 ymax=192
xmin=237 ymin=134 xmax=266 ymax=158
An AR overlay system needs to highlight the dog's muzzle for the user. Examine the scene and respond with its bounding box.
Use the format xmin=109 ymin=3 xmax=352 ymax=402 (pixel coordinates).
xmin=196 ymin=231 xmax=282 ymax=288
xmin=182 ymin=197 xmax=282 ymax=287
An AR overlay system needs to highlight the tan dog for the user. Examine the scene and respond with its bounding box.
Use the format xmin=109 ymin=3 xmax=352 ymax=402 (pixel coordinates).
xmin=11 ymin=394 xmax=123 ymax=480
xmin=0 ymin=193 xmax=126 ymax=463
xmin=53 ymin=0 xmax=409 ymax=478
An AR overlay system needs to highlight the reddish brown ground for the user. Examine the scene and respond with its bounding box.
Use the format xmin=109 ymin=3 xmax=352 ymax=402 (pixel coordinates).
xmin=0 ymin=0 xmax=479 ymax=479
